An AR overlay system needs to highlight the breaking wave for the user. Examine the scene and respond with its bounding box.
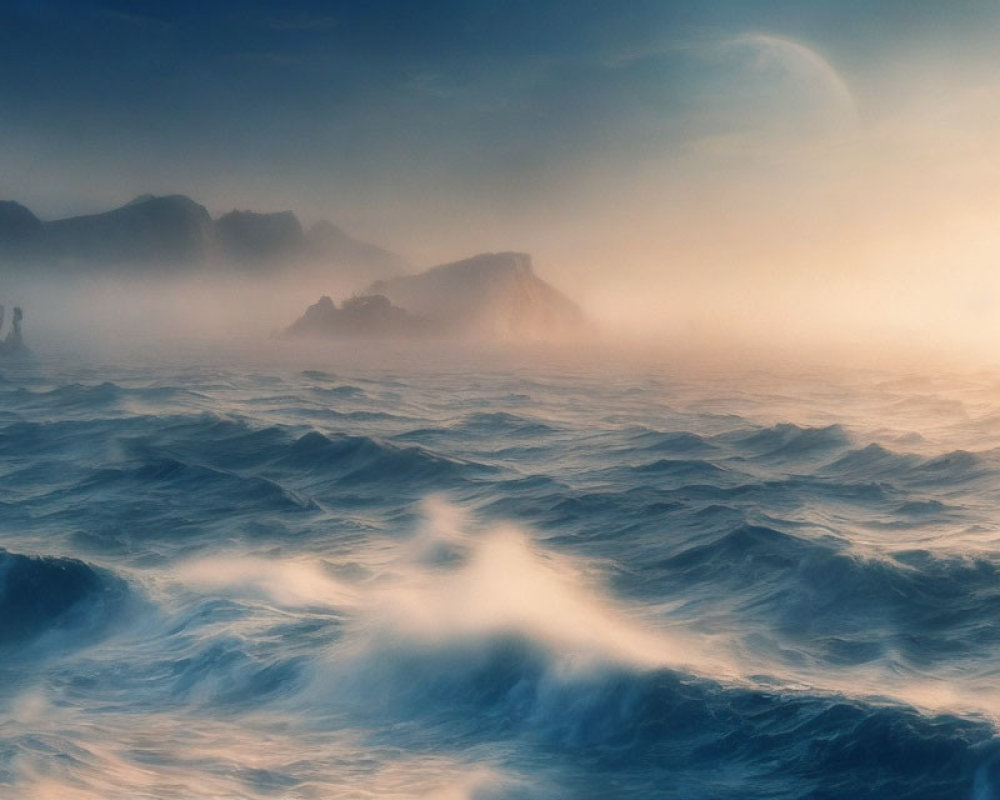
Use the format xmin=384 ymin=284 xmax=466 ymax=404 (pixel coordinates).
xmin=2 ymin=360 xmax=1000 ymax=798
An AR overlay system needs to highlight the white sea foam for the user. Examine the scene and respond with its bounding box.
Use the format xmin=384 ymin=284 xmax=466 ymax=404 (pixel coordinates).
xmin=354 ymin=498 xmax=719 ymax=675
xmin=174 ymin=555 xmax=358 ymax=609
xmin=172 ymin=498 xmax=1000 ymax=724
xmin=8 ymin=359 xmax=1000 ymax=798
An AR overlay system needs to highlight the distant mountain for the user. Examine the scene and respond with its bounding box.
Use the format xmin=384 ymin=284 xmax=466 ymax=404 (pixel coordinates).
xmin=0 ymin=194 xmax=408 ymax=279
xmin=286 ymin=251 xmax=585 ymax=341
xmin=306 ymin=221 xmax=408 ymax=277
xmin=216 ymin=209 xmax=305 ymax=267
xmin=44 ymin=195 xmax=214 ymax=271
xmin=0 ymin=202 xmax=43 ymax=265
xmin=0 ymin=202 xmax=42 ymax=244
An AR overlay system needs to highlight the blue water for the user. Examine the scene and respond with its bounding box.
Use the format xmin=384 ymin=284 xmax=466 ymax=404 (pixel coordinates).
xmin=3 ymin=347 xmax=1000 ymax=798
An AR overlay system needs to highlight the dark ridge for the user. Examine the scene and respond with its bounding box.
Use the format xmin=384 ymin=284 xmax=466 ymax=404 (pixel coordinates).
xmin=0 ymin=193 xmax=408 ymax=277
xmin=215 ymin=209 xmax=305 ymax=265
xmin=44 ymin=194 xmax=214 ymax=270
xmin=0 ymin=201 xmax=42 ymax=252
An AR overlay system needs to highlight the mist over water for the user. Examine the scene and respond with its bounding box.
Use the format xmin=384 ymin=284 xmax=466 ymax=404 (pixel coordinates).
xmin=2 ymin=345 xmax=1000 ymax=798
xmin=7 ymin=3 xmax=1000 ymax=797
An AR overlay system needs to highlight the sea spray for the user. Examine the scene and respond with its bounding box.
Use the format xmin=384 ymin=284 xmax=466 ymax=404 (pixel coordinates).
xmin=3 ymin=358 xmax=1000 ymax=798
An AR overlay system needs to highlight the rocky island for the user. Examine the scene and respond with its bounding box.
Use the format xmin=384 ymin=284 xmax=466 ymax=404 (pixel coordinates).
xmin=284 ymin=251 xmax=584 ymax=340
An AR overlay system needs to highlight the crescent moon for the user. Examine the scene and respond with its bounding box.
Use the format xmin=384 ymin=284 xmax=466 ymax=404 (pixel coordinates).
xmin=716 ymin=33 xmax=859 ymax=135
xmin=726 ymin=33 xmax=859 ymax=130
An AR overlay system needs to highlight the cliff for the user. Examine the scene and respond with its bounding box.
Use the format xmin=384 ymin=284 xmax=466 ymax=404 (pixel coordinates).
xmin=286 ymin=251 xmax=584 ymax=341
xmin=0 ymin=195 xmax=407 ymax=279
xmin=367 ymin=252 xmax=584 ymax=338
xmin=43 ymin=195 xmax=215 ymax=271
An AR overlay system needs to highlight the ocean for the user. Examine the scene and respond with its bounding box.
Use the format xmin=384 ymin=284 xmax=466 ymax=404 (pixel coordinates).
xmin=2 ymin=343 xmax=1000 ymax=799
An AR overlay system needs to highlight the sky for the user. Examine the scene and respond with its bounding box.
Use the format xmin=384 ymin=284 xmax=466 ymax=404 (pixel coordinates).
xmin=4 ymin=0 xmax=1000 ymax=354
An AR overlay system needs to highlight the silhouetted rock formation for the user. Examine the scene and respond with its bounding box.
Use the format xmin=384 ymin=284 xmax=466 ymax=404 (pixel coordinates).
xmin=0 ymin=202 xmax=43 ymax=267
xmin=216 ymin=210 xmax=305 ymax=266
xmin=0 ymin=202 xmax=42 ymax=251
xmin=0 ymin=194 xmax=408 ymax=279
xmin=0 ymin=305 xmax=28 ymax=356
xmin=285 ymin=294 xmax=428 ymax=338
xmin=286 ymin=251 xmax=585 ymax=341
xmin=44 ymin=195 xmax=215 ymax=271
xmin=368 ymin=252 xmax=584 ymax=338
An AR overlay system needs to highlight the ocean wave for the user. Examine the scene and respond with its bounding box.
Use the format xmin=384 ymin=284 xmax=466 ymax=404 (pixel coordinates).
xmin=164 ymin=636 xmax=307 ymax=709
xmin=0 ymin=549 xmax=132 ymax=652
xmin=41 ymin=381 xmax=123 ymax=407
xmin=909 ymin=449 xmax=990 ymax=484
xmin=306 ymin=512 xmax=1000 ymax=799
xmin=824 ymin=443 xmax=995 ymax=486
xmin=821 ymin=442 xmax=923 ymax=476
xmin=75 ymin=456 xmax=318 ymax=514
xmin=719 ymin=423 xmax=851 ymax=461
xmin=456 ymin=412 xmax=559 ymax=437
xmin=276 ymin=430 xmax=495 ymax=487
xmin=346 ymin=641 xmax=1000 ymax=798
xmin=631 ymin=458 xmax=731 ymax=479
xmin=4 ymin=362 xmax=1000 ymax=799
xmin=658 ymin=524 xmax=1000 ymax=666
xmin=309 ymin=384 xmax=368 ymax=399
xmin=624 ymin=428 xmax=717 ymax=455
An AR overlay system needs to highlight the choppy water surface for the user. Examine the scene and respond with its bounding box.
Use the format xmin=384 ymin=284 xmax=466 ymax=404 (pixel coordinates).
xmin=3 ymin=347 xmax=1000 ymax=799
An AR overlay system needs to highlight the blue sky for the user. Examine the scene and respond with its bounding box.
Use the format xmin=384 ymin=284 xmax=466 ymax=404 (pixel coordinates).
xmin=4 ymin=1 xmax=1000 ymax=303
xmin=1 ymin=2 xmax=991 ymax=211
